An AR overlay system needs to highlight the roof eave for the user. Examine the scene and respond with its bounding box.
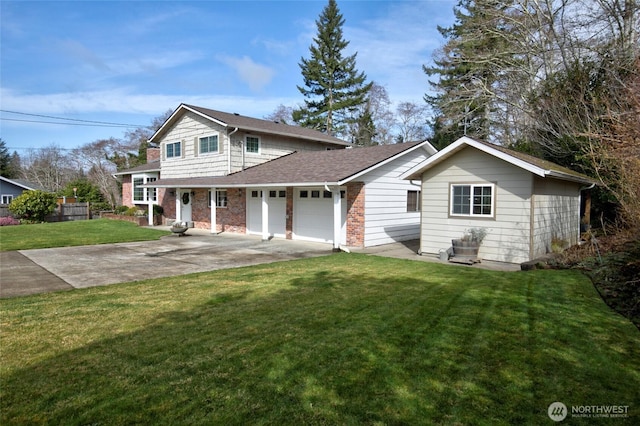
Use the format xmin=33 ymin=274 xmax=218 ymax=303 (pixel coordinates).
xmin=142 ymin=181 xmax=341 ymax=189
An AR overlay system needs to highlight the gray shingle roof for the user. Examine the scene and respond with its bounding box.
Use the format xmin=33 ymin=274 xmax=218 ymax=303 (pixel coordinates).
xmin=148 ymin=142 xmax=431 ymax=188
xmin=113 ymin=161 xmax=161 ymax=176
xmin=150 ymin=103 xmax=351 ymax=147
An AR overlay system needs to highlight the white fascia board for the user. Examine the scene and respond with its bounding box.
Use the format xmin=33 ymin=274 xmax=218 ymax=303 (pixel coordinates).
xmin=461 ymin=137 xmax=546 ymax=177
xmin=339 ymin=140 xmax=437 ymax=185
xmin=402 ymin=136 xmax=547 ymax=180
xmin=401 ymin=139 xmax=467 ymax=180
xmin=0 ymin=176 xmax=34 ymax=190
xmin=143 ymin=182 xmax=341 ymax=189
xmin=545 ymin=170 xmax=595 ymax=185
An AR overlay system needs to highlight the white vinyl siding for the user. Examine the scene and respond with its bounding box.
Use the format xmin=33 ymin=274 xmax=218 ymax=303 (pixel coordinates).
xmin=419 ymin=147 xmax=532 ymax=264
xmin=158 ymin=112 xmax=228 ymax=178
xmin=360 ymin=147 xmax=429 ymax=247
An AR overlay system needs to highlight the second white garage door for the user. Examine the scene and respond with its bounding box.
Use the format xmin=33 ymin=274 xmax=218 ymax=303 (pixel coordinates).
xmin=293 ymin=188 xmax=346 ymax=244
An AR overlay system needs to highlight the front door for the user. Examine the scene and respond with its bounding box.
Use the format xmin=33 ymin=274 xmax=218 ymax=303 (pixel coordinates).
xmin=180 ymin=191 xmax=192 ymax=222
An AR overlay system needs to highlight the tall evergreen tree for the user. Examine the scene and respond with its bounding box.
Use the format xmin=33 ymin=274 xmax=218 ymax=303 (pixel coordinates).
xmin=0 ymin=139 xmax=20 ymax=178
xmin=424 ymin=0 xmax=521 ymax=146
xmin=293 ymin=0 xmax=372 ymax=137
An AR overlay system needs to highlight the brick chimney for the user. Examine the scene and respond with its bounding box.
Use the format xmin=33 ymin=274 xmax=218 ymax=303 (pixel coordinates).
xmin=147 ymin=146 xmax=160 ymax=162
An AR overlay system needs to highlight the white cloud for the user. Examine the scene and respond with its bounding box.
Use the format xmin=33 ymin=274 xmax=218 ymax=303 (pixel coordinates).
xmin=217 ymin=55 xmax=276 ymax=92
xmin=344 ymin=1 xmax=455 ymax=103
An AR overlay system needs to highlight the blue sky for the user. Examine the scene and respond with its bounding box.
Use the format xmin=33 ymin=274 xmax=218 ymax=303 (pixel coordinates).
xmin=1 ymin=0 xmax=456 ymax=152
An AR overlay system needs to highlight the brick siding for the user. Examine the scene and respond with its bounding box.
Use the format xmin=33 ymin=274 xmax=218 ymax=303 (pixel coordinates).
xmin=216 ymin=188 xmax=246 ymax=233
xmin=346 ymin=182 xmax=365 ymax=247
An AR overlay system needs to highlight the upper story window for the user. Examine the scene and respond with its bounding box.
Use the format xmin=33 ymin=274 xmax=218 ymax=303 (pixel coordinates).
xmin=245 ymin=136 xmax=260 ymax=154
xmin=450 ymin=184 xmax=494 ymax=217
xmin=132 ymin=174 xmax=158 ymax=203
xmin=2 ymin=195 xmax=14 ymax=204
xmin=166 ymin=141 xmax=181 ymax=158
xmin=407 ymin=190 xmax=421 ymax=212
xmin=200 ymin=135 xmax=219 ymax=154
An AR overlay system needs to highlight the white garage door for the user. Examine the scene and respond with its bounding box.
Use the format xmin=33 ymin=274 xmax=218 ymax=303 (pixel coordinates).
xmin=246 ymin=189 xmax=286 ymax=238
xmin=293 ymin=188 xmax=346 ymax=244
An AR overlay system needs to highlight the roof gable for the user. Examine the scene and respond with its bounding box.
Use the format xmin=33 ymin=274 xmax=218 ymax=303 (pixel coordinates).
xmin=403 ymin=136 xmax=596 ymax=185
xmin=148 ymin=103 xmax=351 ymax=147
xmin=0 ymin=176 xmax=45 ymax=191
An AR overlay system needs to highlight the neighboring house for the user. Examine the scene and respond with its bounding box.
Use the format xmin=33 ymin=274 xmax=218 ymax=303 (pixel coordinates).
xmin=116 ymin=103 xmax=436 ymax=249
xmin=403 ymin=136 xmax=596 ymax=264
xmin=0 ymin=176 xmax=45 ymax=205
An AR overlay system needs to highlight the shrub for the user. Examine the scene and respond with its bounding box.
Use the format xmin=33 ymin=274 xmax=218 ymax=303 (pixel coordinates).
xmin=8 ymin=190 xmax=57 ymax=223
xmin=153 ymin=204 xmax=164 ymax=216
xmin=0 ymin=216 xmax=20 ymax=226
xmin=114 ymin=206 xmax=129 ymax=215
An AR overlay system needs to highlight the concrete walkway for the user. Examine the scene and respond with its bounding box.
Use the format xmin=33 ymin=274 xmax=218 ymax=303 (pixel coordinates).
xmin=357 ymin=239 xmax=522 ymax=272
xmin=1 ymin=229 xmax=519 ymax=299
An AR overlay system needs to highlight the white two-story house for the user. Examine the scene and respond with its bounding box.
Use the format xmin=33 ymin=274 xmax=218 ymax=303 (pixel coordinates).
xmin=115 ymin=103 xmax=437 ymax=250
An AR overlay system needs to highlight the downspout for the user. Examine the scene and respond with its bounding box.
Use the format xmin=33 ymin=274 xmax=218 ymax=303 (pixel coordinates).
xmin=227 ymin=127 xmax=238 ymax=174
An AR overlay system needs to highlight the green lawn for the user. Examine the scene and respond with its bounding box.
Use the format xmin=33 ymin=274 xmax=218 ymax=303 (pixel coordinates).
xmin=0 ymin=219 xmax=169 ymax=251
xmin=1 ymin=255 xmax=638 ymax=425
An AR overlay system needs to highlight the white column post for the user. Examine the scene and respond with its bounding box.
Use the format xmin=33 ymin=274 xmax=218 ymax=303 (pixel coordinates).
xmin=210 ymin=188 xmax=217 ymax=234
xmin=333 ymin=188 xmax=342 ymax=251
xmin=261 ymin=189 xmax=269 ymax=241
xmin=147 ymin=202 xmax=153 ymax=227
xmin=175 ymin=188 xmax=182 ymax=222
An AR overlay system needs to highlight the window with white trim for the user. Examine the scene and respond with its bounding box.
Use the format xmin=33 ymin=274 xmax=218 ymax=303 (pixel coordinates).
xmin=245 ymin=136 xmax=260 ymax=153
xmin=450 ymin=184 xmax=494 ymax=217
xmin=1 ymin=195 xmax=13 ymax=204
xmin=199 ymin=135 xmax=218 ymax=154
xmin=407 ymin=190 xmax=421 ymax=212
xmin=166 ymin=141 xmax=181 ymax=158
xmin=132 ymin=174 xmax=158 ymax=203
xmin=208 ymin=189 xmax=227 ymax=208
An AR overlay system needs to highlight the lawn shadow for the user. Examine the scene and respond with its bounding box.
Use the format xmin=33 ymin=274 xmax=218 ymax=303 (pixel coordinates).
xmin=2 ymin=260 xmax=639 ymax=425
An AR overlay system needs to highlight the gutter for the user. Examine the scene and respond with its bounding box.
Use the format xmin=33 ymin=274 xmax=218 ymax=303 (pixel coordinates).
xmin=227 ymin=127 xmax=239 ymax=174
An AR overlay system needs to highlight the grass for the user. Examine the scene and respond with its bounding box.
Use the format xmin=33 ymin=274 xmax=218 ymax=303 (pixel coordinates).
xmin=1 ymin=254 xmax=638 ymax=425
xmin=0 ymin=219 xmax=169 ymax=251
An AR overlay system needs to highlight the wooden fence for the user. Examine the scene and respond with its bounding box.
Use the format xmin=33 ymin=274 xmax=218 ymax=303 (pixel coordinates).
xmin=0 ymin=203 xmax=91 ymax=222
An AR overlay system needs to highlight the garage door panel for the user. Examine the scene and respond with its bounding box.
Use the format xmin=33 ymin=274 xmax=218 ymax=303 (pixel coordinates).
xmin=294 ymin=188 xmax=346 ymax=244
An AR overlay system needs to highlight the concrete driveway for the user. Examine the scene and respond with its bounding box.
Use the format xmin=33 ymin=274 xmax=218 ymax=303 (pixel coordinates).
xmin=0 ymin=231 xmax=332 ymax=298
